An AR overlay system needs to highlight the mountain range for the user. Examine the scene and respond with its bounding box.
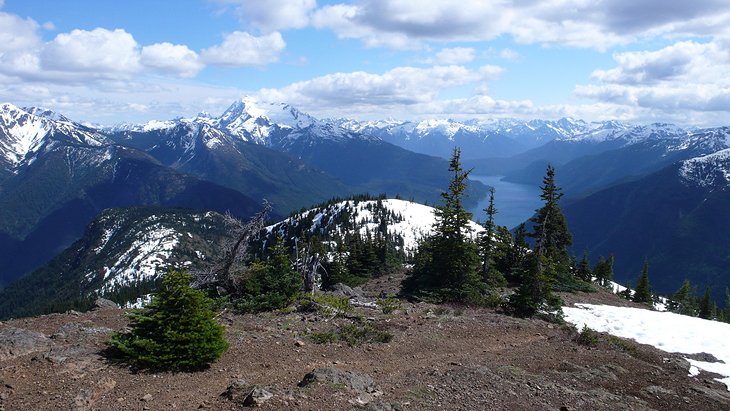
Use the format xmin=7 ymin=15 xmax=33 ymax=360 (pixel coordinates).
xmin=0 ymin=100 xmax=487 ymax=287
xmin=3 ymin=97 xmax=730 ymax=309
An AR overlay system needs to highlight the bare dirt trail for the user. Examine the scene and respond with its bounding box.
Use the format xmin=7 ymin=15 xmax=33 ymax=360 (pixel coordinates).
xmin=1 ymin=280 xmax=729 ymax=410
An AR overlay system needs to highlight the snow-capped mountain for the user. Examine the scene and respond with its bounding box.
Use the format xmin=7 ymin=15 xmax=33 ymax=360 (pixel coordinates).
xmin=679 ymin=148 xmax=730 ymax=188
xmin=336 ymin=116 xmax=607 ymax=160
xmin=0 ymin=207 xmax=232 ymax=318
xmin=0 ymin=103 xmax=108 ymax=173
xmin=266 ymin=198 xmax=484 ymax=256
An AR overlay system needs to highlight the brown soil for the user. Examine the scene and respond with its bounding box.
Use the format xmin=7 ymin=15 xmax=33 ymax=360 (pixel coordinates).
xmin=1 ymin=277 xmax=729 ymax=411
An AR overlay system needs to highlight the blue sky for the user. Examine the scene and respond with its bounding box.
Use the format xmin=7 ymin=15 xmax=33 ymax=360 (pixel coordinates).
xmin=1 ymin=0 xmax=729 ymax=126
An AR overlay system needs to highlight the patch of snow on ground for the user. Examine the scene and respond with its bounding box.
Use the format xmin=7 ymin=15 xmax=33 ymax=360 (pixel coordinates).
xmin=564 ymin=303 xmax=730 ymax=390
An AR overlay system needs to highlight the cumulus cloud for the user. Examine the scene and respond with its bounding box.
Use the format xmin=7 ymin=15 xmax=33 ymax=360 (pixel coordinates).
xmin=0 ymin=12 xmax=41 ymax=53
xmin=141 ymin=42 xmax=204 ymax=78
xmin=201 ymin=31 xmax=285 ymax=66
xmin=421 ymin=47 xmax=475 ymax=65
xmin=577 ymin=39 xmax=730 ymax=114
xmin=40 ymin=28 xmax=141 ymax=73
xmin=257 ymin=64 xmax=503 ymax=109
xmin=311 ymin=0 xmax=730 ymax=50
xmin=214 ymin=0 xmax=316 ymax=31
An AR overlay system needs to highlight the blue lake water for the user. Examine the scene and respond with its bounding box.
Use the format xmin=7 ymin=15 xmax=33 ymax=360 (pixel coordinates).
xmin=469 ymin=175 xmax=542 ymax=229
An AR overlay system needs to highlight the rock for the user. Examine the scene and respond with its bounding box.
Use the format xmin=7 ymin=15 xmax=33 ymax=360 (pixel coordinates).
xmin=0 ymin=327 xmax=53 ymax=361
xmin=642 ymin=385 xmax=676 ymax=397
xmin=685 ymin=352 xmax=724 ymax=363
xmin=294 ymin=340 xmax=305 ymax=347
xmin=72 ymin=377 xmax=116 ymax=411
xmin=327 ymin=283 xmax=364 ymax=298
xmin=51 ymin=322 xmax=113 ymax=348
xmin=142 ymin=394 xmax=153 ymax=402
xmin=93 ymin=298 xmax=119 ymax=310
xmin=299 ymin=367 xmax=381 ymax=399
xmin=221 ymin=379 xmax=273 ymax=406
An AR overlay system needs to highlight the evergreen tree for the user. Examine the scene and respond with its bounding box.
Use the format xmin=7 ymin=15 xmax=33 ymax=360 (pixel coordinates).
xmin=479 ymin=188 xmax=506 ymax=287
xmin=108 ymin=270 xmax=228 ymax=371
xmin=507 ymin=253 xmax=562 ymax=319
xmin=403 ymin=147 xmax=483 ymax=301
xmin=724 ymin=288 xmax=730 ymax=323
xmin=576 ymin=251 xmax=592 ymax=282
xmin=240 ymin=240 xmax=304 ymax=311
xmin=593 ymin=255 xmax=614 ymax=287
xmin=529 ymin=165 xmax=572 ymax=271
xmin=632 ymin=260 xmax=652 ymax=304
xmin=480 ymin=187 xmax=497 ymax=278
xmin=505 ymin=223 xmax=528 ymax=283
xmin=699 ymin=287 xmax=713 ymax=319
xmin=670 ymin=279 xmax=696 ymax=315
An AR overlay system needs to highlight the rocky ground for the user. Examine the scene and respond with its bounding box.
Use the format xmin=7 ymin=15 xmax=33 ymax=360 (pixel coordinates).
xmin=1 ymin=274 xmax=729 ymax=410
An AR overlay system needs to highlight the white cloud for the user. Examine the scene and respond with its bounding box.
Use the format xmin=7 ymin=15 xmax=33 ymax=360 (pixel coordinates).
xmin=141 ymin=42 xmax=204 ymax=78
xmin=499 ymin=48 xmax=520 ymax=61
xmin=311 ymin=0 xmax=730 ymax=50
xmin=40 ymin=28 xmax=141 ymax=73
xmin=576 ymin=39 xmax=730 ymax=115
xmin=0 ymin=12 xmax=41 ymax=53
xmin=215 ymin=0 xmax=316 ymax=31
xmin=201 ymin=31 xmax=285 ymax=66
xmin=257 ymin=64 xmax=503 ymax=110
xmin=421 ymin=47 xmax=475 ymax=65
xmin=42 ymin=21 xmax=55 ymax=31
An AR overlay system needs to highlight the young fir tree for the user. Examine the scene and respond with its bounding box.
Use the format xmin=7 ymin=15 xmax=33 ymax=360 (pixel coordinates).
xmin=670 ymin=279 xmax=696 ymax=316
xmin=632 ymin=260 xmax=652 ymax=304
xmin=404 ymin=147 xmax=482 ymax=302
xmin=509 ymin=165 xmax=571 ymax=318
xmin=593 ymin=255 xmax=614 ymax=288
xmin=528 ymin=165 xmax=572 ymax=271
xmin=699 ymin=287 xmax=713 ymax=319
xmin=505 ymin=223 xmax=529 ymax=283
xmin=576 ymin=251 xmax=592 ymax=282
xmin=109 ymin=270 xmax=228 ymax=371
xmin=479 ymin=188 xmax=506 ymax=287
xmin=724 ymin=288 xmax=730 ymax=323
xmin=241 ymin=240 xmax=304 ymax=311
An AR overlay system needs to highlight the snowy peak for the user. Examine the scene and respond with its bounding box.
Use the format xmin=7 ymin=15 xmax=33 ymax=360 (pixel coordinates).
xmin=0 ymin=103 xmax=53 ymax=167
xmin=679 ymin=148 xmax=730 ymax=188
xmin=0 ymin=103 xmax=109 ymax=170
xmin=267 ymin=198 xmax=483 ymax=254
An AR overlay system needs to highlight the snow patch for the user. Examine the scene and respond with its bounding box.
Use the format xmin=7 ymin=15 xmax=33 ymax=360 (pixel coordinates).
xmin=564 ymin=303 xmax=730 ymax=390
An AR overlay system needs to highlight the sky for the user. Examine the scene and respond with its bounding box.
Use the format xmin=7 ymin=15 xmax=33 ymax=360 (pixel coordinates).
xmin=1 ymin=0 xmax=730 ymax=126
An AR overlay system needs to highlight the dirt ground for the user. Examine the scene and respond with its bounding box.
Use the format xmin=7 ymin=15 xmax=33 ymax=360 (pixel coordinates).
xmin=1 ymin=275 xmax=729 ymax=411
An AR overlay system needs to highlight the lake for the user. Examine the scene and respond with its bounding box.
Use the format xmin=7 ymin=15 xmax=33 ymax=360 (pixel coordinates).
xmin=469 ymin=175 xmax=542 ymax=229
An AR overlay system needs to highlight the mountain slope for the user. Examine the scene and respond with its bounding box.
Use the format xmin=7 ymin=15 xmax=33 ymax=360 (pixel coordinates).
xmin=108 ymin=120 xmax=353 ymax=213
xmin=339 ymin=117 xmax=596 ymax=160
xmin=114 ymin=98 xmax=488 ymax=209
xmin=565 ymin=151 xmax=730 ymax=300
xmin=0 ymin=105 xmax=263 ymax=286
xmin=0 ymin=207 xmax=231 ymax=319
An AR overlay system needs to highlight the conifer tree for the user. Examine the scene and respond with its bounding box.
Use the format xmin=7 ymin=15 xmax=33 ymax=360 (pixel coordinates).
xmin=724 ymin=288 xmax=730 ymax=323
xmin=404 ymin=147 xmax=482 ymax=301
xmin=593 ymin=255 xmax=614 ymax=287
xmin=699 ymin=287 xmax=713 ymax=319
xmin=529 ymin=165 xmax=572 ymax=271
xmin=632 ymin=260 xmax=652 ymax=304
xmin=480 ymin=187 xmax=497 ymax=278
xmin=109 ymin=270 xmax=228 ymax=371
xmin=670 ymin=279 xmax=696 ymax=315
xmin=576 ymin=251 xmax=592 ymax=282
xmin=507 ymin=165 xmax=574 ymax=318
